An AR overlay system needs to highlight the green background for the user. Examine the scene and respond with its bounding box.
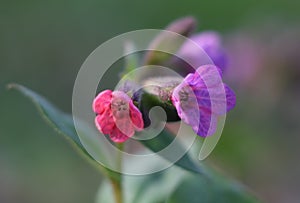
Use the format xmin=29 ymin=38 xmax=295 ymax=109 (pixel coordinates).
xmin=1 ymin=0 xmax=300 ymax=202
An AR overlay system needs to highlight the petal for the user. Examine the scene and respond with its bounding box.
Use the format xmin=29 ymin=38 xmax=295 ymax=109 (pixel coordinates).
xmin=188 ymin=32 xmax=227 ymax=71
xmin=111 ymin=91 xmax=137 ymax=136
xmin=225 ymin=84 xmax=236 ymax=111
xmin=194 ymin=65 xmax=223 ymax=88
xmin=194 ymin=83 xmax=228 ymax=115
xmin=110 ymin=126 xmax=130 ymax=143
xmin=172 ymin=84 xmax=218 ymax=137
xmin=194 ymin=111 xmax=218 ymax=137
xmin=112 ymin=90 xmax=131 ymax=103
xmin=93 ymin=90 xmax=112 ymax=114
xmin=129 ymin=101 xmax=144 ymax=130
xmin=172 ymin=83 xmax=200 ymax=128
xmin=95 ymin=109 xmax=114 ymax=135
xmin=94 ymin=115 xmax=103 ymax=133
xmin=114 ymin=116 xmax=135 ymax=138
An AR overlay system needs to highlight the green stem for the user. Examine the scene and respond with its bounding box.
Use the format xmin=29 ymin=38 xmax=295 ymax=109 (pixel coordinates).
xmin=111 ymin=178 xmax=123 ymax=203
xmin=110 ymin=143 xmax=124 ymax=203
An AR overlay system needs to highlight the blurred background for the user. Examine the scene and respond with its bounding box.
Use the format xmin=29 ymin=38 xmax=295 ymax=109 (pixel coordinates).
xmin=1 ymin=0 xmax=300 ymax=202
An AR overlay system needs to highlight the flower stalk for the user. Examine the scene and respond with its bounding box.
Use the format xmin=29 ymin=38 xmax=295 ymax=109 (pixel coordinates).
xmin=110 ymin=143 xmax=124 ymax=203
xmin=111 ymin=178 xmax=123 ymax=203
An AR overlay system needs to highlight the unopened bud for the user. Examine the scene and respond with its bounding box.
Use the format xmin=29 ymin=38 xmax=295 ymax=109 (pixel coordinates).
xmin=143 ymin=16 xmax=197 ymax=65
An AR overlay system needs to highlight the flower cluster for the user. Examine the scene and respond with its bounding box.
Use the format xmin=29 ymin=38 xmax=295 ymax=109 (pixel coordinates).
xmin=92 ymin=17 xmax=236 ymax=142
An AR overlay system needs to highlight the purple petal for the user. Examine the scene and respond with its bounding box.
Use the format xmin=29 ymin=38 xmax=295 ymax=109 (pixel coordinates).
xmin=194 ymin=65 xmax=223 ymax=87
xmin=178 ymin=32 xmax=228 ymax=71
xmin=172 ymin=82 xmax=200 ymax=128
xmin=225 ymin=85 xmax=236 ymax=111
xmin=193 ymin=83 xmax=231 ymax=115
xmin=194 ymin=111 xmax=218 ymax=137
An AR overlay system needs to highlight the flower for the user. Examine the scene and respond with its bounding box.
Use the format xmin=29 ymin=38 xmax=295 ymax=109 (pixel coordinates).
xmin=175 ymin=31 xmax=228 ymax=74
xmin=93 ymin=90 xmax=144 ymax=143
xmin=171 ymin=65 xmax=236 ymax=137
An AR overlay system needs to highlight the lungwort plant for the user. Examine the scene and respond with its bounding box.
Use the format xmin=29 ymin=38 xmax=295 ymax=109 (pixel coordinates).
xmin=9 ymin=17 xmax=261 ymax=203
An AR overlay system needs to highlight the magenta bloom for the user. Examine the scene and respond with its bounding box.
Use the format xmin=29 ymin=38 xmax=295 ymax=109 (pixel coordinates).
xmin=93 ymin=90 xmax=144 ymax=143
xmin=171 ymin=65 xmax=236 ymax=137
xmin=177 ymin=31 xmax=228 ymax=72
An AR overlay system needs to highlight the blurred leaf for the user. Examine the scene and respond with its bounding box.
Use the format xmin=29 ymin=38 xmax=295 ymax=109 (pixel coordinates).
xmin=140 ymin=129 xmax=205 ymax=175
xmin=96 ymin=180 xmax=115 ymax=203
xmin=96 ymin=159 xmax=260 ymax=203
xmin=8 ymin=84 xmax=119 ymax=180
xmin=96 ymin=161 xmax=185 ymax=203
xmin=8 ymin=84 xmax=89 ymax=156
xmin=167 ymin=168 xmax=261 ymax=203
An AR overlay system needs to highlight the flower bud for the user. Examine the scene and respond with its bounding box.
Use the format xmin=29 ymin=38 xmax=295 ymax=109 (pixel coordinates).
xmin=143 ymin=16 xmax=197 ymax=65
xmin=137 ymin=77 xmax=183 ymax=127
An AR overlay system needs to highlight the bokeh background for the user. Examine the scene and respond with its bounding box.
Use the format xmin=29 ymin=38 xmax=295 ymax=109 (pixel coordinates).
xmin=1 ymin=0 xmax=300 ymax=202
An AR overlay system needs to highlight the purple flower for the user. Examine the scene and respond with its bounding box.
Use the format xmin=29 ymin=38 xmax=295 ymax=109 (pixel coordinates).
xmin=176 ymin=31 xmax=228 ymax=73
xmin=171 ymin=65 xmax=236 ymax=137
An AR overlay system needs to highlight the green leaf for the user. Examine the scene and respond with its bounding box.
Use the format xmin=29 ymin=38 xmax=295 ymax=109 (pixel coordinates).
xmin=96 ymin=179 xmax=115 ymax=203
xmin=8 ymin=84 xmax=89 ymax=155
xmin=96 ymin=159 xmax=261 ymax=203
xmin=166 ymin=168 xmax=261 ymax=203
xmin=8 ymin=84 xmax=119 ymax=180
xmin=140 ymin=129 xmax=205 ymax=175
xmin=96 ymin=160 xmax=186 ymax=203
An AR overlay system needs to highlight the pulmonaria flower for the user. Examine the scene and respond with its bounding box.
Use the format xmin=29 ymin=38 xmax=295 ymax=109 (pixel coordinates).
xmin=175 ymin=31 xmax=228 ymax=75
xmin=171 ymin=65 xmax=236 ymax=137
xmin=93 ymin=90 xmax=144 ymax=143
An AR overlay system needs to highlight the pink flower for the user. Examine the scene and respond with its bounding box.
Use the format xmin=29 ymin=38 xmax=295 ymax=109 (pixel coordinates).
xmin=93 ymin=90 xmax=144 ymax=143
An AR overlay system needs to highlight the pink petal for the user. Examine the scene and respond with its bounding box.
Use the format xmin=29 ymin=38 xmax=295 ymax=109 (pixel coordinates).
xmin=110 ymin=90 xmax=139 ymax=137
xmin=95 ymin=109 xmax=114 ymax=135
xmin=129 ymin=101 xmax=144 ymax=131
xmin=110 ymin=126 xmax=130 ymax=143
xmin=93 ymin=90 xmax=112 ymax=114
xmin=114 ymin=116 xmax=135 ymax=138
xmin=94 ymin=115 xmax=103 ymax=133
xmin=112 ymin=90 xmax=131 ymax=103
